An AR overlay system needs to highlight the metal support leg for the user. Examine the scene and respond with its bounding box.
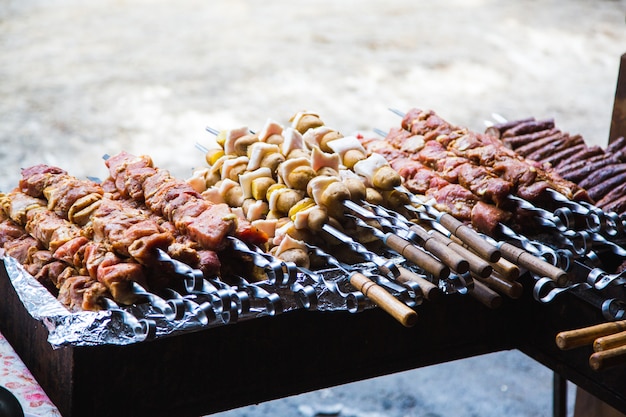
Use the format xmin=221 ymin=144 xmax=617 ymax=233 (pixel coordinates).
xmin=553 ymin=372 xmax=568 ymax=417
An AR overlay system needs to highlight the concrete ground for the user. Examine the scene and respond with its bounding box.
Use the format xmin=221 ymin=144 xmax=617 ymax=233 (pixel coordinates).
xmin=1 ymin=1 xmax=626 ymax=416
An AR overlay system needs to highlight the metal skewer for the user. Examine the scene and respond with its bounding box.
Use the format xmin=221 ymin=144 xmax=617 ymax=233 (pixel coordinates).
xmin=155 ymin=248 xmax=242 ymax=323
xmin=395 ymin=185 xmax=502 ymax=262
xmin=345 ymin=213 xmax=452 ymax=281
xmin=305 ymin=244 xmax=418 ymax=327
xmin=347 ymin=200 xmax=493 ymax=277
xmin=320 ymin=223 xmax=401 ymax=280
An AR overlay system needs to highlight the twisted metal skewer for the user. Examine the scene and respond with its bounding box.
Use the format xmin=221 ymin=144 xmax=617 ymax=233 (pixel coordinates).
xmin=304 ymin=243 xmax=419 ymax=327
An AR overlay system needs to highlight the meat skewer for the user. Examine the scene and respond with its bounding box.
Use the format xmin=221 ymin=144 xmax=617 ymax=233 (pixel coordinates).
xmin=385 ymin=110 xmax=626 ymax=269
xmin=391 ymin=108 xmax=589 ymax=203
xmin=489 ymin=112 xmax=626 ymax=219
xmin=7 ymin=165 xmax=265 ymax=320
xmin=0 ymin=190 xmax=152 ymax=311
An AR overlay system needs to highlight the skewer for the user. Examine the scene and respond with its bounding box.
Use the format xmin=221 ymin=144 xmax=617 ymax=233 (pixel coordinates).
xmin=479 ymin=230 xmax=570 ymax=285
xmin=301 ymin=245 xmax=368 ymax=313
xmin=593 ymin=330 xmax=626 ymax=352
xmin=556 ymin=319 xmax=626 ymax=350
xmin=470 ymin=280 xmax=502 ymax=309
xmin=320 ymin=223 xmax=401 ymax=280
xmin=349 ymin=272 xmax=418 ymax=327
xmin=160 ymin=288 xmax=219 ymax=325
xmin=351 ymin=200 xmax=491 ymax=278
xmin=394 ymin=265 xmax=442 ymax=301
xmin=589 ymin=345 xmax=626 ymax=371
xmin=98 ymin=297 xmax=157 ymax=341
xmin=396 ymin=186 xmax=501 ymax=263
xmin=544 ymin=188 xmax=619 ymax=235
xmin=471 ymin=271 xmax=523 ymax=299
xmin=345 ymin=214 xmax=451 ymax=281
xmin=344 ymin=201 xmax=469 ymax=273
xmin=305 ymin=243 xmax=418 ymax=327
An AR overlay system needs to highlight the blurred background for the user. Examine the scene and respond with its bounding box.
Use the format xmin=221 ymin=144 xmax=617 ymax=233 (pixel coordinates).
xmin=1 ymin=0 xmax=625 ymax=416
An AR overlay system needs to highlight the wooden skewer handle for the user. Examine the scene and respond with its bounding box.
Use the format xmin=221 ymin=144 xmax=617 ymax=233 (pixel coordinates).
xmin=469 ymin=280 xmax=502 ymax=309
xmin=594 ymin=330 xmax=626 ymax=352
xmin=407 ymin=225 xmax=469 ymax=274
xmin=499 ymin=242 xmax=568 ymax=285
xmin=490 ymin=256 xmax=520 ymax=282
xmin=589 ymin=345 xmax=626 ymax=371
xmin=556 ymin=320 xmax=626 ymax=350
xmin=427 ymin=231 xmax=492 ymax=278
xmin=445 ymin=232 xmax=518 ymax=281
xmin=384 ymin=234 xmax=450 ymax=281
xmin=472 ymin=272 xmax=523 ymax=299
xmin=436 ymin=213 xmax=501 ymax=262
xmin=349 ymin=272 xmax=418 ymax=328
xmin=396 ymin=266 xmax=442 ymax=302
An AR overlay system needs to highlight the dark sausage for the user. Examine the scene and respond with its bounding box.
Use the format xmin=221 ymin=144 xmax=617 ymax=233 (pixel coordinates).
xmin=578 ymin=163 xmax=626 ymax=190
xmin=501 ymin=119 xmax=555 ymax=138
xmin=502 ymin=128 xmax=560 ymax=149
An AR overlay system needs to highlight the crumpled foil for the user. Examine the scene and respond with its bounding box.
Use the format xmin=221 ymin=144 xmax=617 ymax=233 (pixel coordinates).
xmin=1 ymin=253 xmax=388 ymax=349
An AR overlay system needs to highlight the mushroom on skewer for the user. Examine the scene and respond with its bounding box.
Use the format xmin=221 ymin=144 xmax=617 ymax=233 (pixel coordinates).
xmin=196 ymin=121 xmax=455 ymax=286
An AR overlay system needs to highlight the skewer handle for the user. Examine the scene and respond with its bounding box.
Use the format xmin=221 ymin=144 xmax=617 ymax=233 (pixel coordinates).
xmin=384 ymin=234 xmax=450 ymax=281
xmin=594 ymin=330 xmax=626 ymax=352
xmin=472 ymin=272 xmax=523 ymax=299
xmin=436 ymin=213 xmax=501 ymax=262
xmin=349 ymin=272 xmax=418 ymax=328
xmin=469 ymin=280 xmax=502 ymax=309
xmin=589 ymin=345 xmax=626 ymax=371
xmin=428 ymin=231 xmax=492 ymax=278
xmin=407 ymin=225 xmax=469 ymax=273
xmin=396 ymin=266 xmax=442 ymax=301
xmin=499 ymin=242 xmax=568 ymax=285
xmin=555 ymin=320 xmax=626 ymax=350
xmin=490 ymin=256 xmax=520 ymax=282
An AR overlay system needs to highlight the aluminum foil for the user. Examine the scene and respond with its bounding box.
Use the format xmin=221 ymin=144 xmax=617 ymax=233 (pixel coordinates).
xmin=0 ymin=253 xmax=388 ymax=349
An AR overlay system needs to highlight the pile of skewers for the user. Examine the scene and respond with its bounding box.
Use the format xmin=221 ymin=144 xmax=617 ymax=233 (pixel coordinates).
xmin=4 ymin=106 xmax=626 ymax=368
xmin=0 ymin=157 xmax=319 ymax=335
xmin=188 ymin=110 xmax=579 ymax=320
xmin=187 ymin=108 xmax=626 ymax=369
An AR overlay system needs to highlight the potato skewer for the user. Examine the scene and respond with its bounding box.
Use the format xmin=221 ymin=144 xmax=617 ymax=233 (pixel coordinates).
xmin=195 ymin=124 xmax=431 ymax=323
xmin=198 ymin=115 xmax=518 ymax=301
xmin=197 ymin=122 xmax=454 ymax=288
